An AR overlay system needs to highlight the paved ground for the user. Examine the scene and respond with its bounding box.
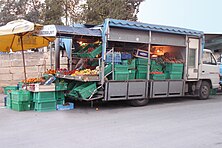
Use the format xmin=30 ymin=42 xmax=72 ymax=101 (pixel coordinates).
xmin=0 ymin=93 xmax=222 ymax=148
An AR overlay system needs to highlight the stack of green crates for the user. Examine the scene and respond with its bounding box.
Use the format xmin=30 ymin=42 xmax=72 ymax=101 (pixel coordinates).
xmin=150 ymin=60 xmax=163 ymax=72
xmin=122 ymin=59 xmax=136 ymax=80
xmin=55 ymin=82 xmax=68 ymax=106
xmin=33 ymin=91 xmax=56 ymax=112
xmin=11 ymin=90 xmax=31 ymax=111
xmin=114 ymin=64 xmax=129 ymax=80
xmin=164 ymin=63 xmax=184 ymax=80
xmin=56 ymin=91 xmax=65 ymax=105
xmin=69 ymin=82 xmax=97 ymax=100
xmin=136 ymin=58 xmax=148 ymax=79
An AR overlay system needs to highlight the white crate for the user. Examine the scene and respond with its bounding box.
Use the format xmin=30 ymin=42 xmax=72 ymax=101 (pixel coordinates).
xmin=27 ymin=83 xmax=55 ymax=92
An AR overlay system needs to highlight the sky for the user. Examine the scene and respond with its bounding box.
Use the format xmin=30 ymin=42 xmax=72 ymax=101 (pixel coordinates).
xmin=138 ymin=0 xmax=222 ymax=33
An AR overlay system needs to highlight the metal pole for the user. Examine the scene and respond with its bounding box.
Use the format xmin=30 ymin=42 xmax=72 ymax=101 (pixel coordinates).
xmin=20 ymin=35 xmax=27 ymax=89
xmin=50 ymin=42 xmax=53 ymax=69
xmin=147 ymin=31 xmax=151 ymax=80
xmin=55 ymin=38 xmax=60 ymax=70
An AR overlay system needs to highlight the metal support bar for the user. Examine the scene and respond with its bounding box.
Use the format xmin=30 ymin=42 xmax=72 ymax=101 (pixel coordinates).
xmin=55 ymin=38 xmax=60 ymax=70
xmin=147 ymin=31 xmax=152 ymax=80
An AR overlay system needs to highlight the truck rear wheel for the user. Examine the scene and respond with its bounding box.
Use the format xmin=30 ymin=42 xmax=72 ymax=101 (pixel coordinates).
xmin=198 ymin=81 xmax=210 ymax=100
xmin=129 ymin=99 xmax=149 ymax=107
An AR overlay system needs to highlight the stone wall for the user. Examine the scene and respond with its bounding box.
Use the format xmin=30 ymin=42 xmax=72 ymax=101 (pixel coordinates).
xmin=0 ymin=51 xmax=68 ymax=93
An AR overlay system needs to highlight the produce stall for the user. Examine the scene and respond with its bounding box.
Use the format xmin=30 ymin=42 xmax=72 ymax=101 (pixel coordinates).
xmin=4 ymin=69 xmax=73 ymax=112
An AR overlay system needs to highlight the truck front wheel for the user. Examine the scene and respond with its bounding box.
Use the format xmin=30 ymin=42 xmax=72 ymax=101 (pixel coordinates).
xmin=198 ymin=81 xmax=210 ymax=100
xmin=129 ymin=99 xmax=149 ymax=107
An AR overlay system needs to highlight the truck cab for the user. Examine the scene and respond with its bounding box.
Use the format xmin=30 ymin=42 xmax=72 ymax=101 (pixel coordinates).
xmin=199 ymin=49 xmax=220 ymax=89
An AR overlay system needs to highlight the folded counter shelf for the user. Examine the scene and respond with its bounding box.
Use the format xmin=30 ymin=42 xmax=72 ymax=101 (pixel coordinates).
xmin=69 ymin=82 xmax=97 ymax=100
xmin=56 ymin=74 xmax=100 ymax=82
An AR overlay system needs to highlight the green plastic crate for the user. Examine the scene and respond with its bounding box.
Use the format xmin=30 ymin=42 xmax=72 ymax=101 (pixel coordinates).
xmin=114 ymin=64 xmax=128 ymax=72
xmin=6 ymin=93 xmax=12 ymax=109
xmin=114 ymin=71 xmax=129 ymax=80
xmin=137 ymin=65 xmax=148 ymax=71
xmin=78 ymin=44 xmax=94 ymax=53
xmin=165 ymin=72 xmax=183 ymax=80
xmin=3 ymin=86 xmax=17 ymax=95
xmin=136 ymin=58 xmax=148 ymax=65
xmin=129 ymin=70 xmax=136 ymax=79
xmin=122 ymin=59 xmax=136 ymax=69
xmin=11 ymin=90 xmax=31 ymax=102
xmin=136 ymin=70 xmax=147 ymax=79
xmin=105 ymin=64 xmax=112 ymax=75
xmin=55 ymin=82 xmax=68 ymax=91
xmin=88 ymin=45 xmax=102 ymax=58
xmin=69 ymin=82 xmax=97 ymax=99
xmin=11 ymin=100 xmax=31 ymax=111
xmin=77 ymin=83 xmax=97 ymax=99
xmin=34 ymin=100 xmax=56 ymax=112
xmin=165 ymin=63 xmax=184 ymax=72
xmin=55 ymin=91 xmax=65 ymax=100
xmin=33 ymin=91 xmax=55 ymax=102
xmin=76 ymin=44 xmax=102 ymax=58
xmin=150 ymin=64 xmax=163 ymax=72
xmin=150 ymin=74 xmax=165 ymax=80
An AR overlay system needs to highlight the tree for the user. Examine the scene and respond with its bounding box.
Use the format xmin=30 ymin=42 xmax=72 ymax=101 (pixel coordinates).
xmin=61 ymin=0 xmax=85 ymax=25
xmin=0 ymin=0 xmax=17 ymax=25
xmin=0 ymin=0 xmax=43 ymax=25
xmin=25 ymin=0 xmax=44 ymax=24
xmin=82 ymin=0 xmax=145 ymax=25
xmin=43 ymin=0 xmax=64 ymax=25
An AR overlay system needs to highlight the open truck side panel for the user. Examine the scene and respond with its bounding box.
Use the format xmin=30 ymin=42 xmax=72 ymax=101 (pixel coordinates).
xmin=100 ymin=19 xmax=219 ymax=104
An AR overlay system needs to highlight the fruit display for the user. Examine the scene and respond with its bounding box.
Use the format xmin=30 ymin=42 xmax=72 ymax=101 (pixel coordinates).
xmin=22 ymin=77 xmax=44 ymax=84
xmin=56 ymin=68 xmax=76 ymax=75
xmin=44 ymin=69 xmax=56 ymax=75
xmin=71 ymin=69 xmax=99 ymax=76
xmin=150 ymin=71 xmax=163 ymax=74
xmin=163 ymin=57 xmax=184 ymax=63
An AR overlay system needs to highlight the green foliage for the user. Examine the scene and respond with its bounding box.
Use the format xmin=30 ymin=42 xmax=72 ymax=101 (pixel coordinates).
xmin=82 ymin=0 xmax=145 ymax=24
xmin=43 ymin=0 xmax=64 ymax=25
xmin=0 ymin=0 xmax=144 ymax=26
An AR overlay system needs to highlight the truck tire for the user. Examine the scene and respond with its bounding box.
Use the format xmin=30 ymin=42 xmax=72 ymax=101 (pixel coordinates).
xmin=129 ymin=99 xmax=149 ymax=107
xmin=198 ymin=81 xmax=210 ymax=100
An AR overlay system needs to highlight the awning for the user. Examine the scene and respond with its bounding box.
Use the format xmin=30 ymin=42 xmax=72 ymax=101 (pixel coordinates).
xmin=38 ymin=25 xmax=102 ymax=38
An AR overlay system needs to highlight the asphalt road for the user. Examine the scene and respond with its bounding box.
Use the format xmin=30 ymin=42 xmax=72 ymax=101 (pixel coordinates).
xmin=0 ymin=94 xmax=222 ymax=148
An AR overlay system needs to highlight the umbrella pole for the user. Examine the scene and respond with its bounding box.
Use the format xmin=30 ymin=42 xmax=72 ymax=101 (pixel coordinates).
xmin=20 ymin=35 xmax=28 ymax=89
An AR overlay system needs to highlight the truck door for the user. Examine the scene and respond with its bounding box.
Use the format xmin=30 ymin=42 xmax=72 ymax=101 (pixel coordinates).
xmin=187 ymin=38 xmax=199 ymax=79
xmin=201 ymin=50 xmax=220 ymax=89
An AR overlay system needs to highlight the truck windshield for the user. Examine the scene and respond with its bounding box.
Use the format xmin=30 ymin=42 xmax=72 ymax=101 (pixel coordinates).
xmin=203 ymin=52 xmax=217 ymax=65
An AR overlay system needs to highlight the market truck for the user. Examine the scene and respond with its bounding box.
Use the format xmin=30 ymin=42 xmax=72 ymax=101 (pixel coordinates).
xmin=56 ymin=19 xmax=220 ymax=106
